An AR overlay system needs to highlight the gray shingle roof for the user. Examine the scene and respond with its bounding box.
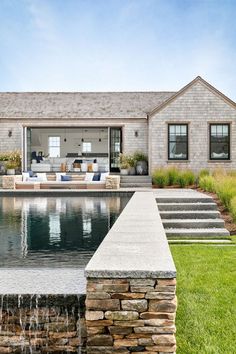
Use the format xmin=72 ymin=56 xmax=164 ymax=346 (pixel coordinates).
xmin=0 ymin=92 xmax=175 ymax=119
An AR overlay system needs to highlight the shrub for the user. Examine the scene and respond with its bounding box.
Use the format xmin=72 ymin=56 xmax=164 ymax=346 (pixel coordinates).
xmin=177 ymin=170 xmax=195 ymax=188
xmin=119 ymin=153 xmax=129 ymax=169
xmin=230 ymin=196 xmax=236 ymax=222
xmin=215 ymin=177 xmax=236 ymax=210
xmin=126 ymin=155 xmax=136 ymax=168
xmin=133 ymin=151 xmax=148 ymax=162
xmin=199 ymin=169 xmax=210 ymax=179
xmin=167 ymin=167 xmax=179 ymax=185
xmin=152 ymin=168 xmax=169 ymax=188
xmin=199 ymin=175 xmax=216 ymax=193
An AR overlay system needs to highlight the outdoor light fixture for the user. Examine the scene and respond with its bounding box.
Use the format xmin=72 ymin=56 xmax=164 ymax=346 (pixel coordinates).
xmin=64 ymin=129 xmax=67 ymax=142
xmin=8 ymin=130 xmax=12 ymax=137
xmin=134 ymin=131 xmax=139 ymax=137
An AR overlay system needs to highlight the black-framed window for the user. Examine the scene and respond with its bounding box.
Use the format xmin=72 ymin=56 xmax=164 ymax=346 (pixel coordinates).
xmin=168 ymin=124 xmax=188 ymax=160
xmin=210 ymin=124 xmax=230 ymax=160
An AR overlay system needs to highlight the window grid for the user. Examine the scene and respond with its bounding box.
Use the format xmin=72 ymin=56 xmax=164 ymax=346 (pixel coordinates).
xmin=210 ymin=124 xmax=230 ymax=160
xmin=168 ymin=124 xmax=188 ymax=160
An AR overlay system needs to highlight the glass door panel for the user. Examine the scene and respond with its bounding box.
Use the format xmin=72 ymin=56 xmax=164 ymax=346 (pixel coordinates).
xmin=110 ymin=128 xmax=122 ymax=172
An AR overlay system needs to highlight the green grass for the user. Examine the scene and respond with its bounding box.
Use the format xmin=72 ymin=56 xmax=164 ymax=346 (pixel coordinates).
xmin=170 ymin=245 xmax=236 ymax=354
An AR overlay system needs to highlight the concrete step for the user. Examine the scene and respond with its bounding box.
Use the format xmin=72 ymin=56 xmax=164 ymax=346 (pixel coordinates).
xmin=157 ymin=202 xmax=217 ymax=211
xmin=160 ymin=210 xmax=220 ymax=219
xmin=120 ymin=182 xmax=152 ymax=188
xmin=156 ymin=197 xmax=213 ymax=204
xmin=163 ymin=219 xmax=225 ymax=229
xmin=166 ymin=228 xmax=230 ymax=238
xmin=168 ymin=239 xmax=232 ymax=244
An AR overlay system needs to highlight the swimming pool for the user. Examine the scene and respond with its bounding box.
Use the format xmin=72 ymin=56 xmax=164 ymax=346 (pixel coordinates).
xmin=0 ymin=195 xmax=130 ymax=267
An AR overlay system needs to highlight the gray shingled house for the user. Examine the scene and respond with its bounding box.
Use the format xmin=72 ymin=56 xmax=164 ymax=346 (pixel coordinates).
xmin=0 ymin=76 xmax=235 ymax=174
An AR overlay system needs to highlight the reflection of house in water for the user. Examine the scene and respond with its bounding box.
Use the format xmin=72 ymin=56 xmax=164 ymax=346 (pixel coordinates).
xmin=0 ymin=196 xmax=129 ymax=265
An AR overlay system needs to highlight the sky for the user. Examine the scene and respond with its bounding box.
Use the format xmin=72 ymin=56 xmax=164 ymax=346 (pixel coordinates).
xmin=0 ymin=0 xmax=236 ymax=99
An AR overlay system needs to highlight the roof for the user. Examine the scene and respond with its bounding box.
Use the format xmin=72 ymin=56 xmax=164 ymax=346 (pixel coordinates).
xmin=0 ymin=91 xmax=175 ymax=119
xmin=149 ymin=76 xmax=236 ymax=116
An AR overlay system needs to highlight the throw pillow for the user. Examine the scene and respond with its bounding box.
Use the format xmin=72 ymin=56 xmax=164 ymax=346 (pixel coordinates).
xmin=61 ymin=175 xmax=72 ymax=181
xmin=92 ymin=173 xmax=101 ymax=181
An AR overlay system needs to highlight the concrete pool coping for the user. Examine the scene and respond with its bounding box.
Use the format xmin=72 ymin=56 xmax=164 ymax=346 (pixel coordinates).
xmin=85 ymin=191 xmax=176 ymax=278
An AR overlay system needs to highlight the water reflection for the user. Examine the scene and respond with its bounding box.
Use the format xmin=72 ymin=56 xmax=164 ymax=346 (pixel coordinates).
xmin=0 ymin=196 xmax=129 ymax=267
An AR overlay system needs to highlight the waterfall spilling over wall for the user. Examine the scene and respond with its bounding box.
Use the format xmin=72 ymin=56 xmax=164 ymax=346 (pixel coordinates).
xmin=0 ymin=294 xmax=86 ymax=353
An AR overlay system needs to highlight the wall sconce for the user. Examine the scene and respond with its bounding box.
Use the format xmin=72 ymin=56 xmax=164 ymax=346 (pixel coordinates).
xmin=134 ymin=131 xmax=139 ymax=137
xmin=8 ymin=130 xmax=12 ymax=137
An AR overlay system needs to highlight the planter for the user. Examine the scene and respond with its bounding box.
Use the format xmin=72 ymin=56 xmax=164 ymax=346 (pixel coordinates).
xmin=120 ymin=169 xmax=129 ymax=175
xmin=136 ymin=161 xmax=148 ymax=175
xmin=7 ymin=169 xmax=15 ymax=175
xmin=128 ymin=167 xmax=136 ymax=175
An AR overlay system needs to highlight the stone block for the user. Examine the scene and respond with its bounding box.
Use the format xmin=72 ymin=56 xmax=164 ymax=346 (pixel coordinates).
xmin=111 ymin=293 xmax=145 ymax=300
xmin=152 ymin=334 xmax=176 ymax=345
xmin=130 ymin=279 xmax=155 ymax=286
xmin=121 ymin=300 xmax=148 ymax=312
xmin=140 ymin=312 xmax=175 ymax=320
xmin=134 ymin=326 xmax=176 ymax=334
xmin=145 ymin=292 xmax=175 ymax=300
xmin=113 ymin=320 xmax=145 ymax=327
xmin=157 ymin=279 xmax=176 ymax=286
xmin=87 ymin=292 xmax=111 ymax=299
xmin=105 ymin=311 xmax=139 ymax=321
xmin=87 ymin=326 xmax=106 ymax=336
xmin=85 ymin=311 xmax=104 ymax=321
xmin=86 ymin=319 xmax=113 ymax=327
xmin=149 ymin=297 xmax=177 ymax=313
xmin=146 ymin=344 xmax=177 ymax=352
xmin=130 ymin=286 xmax=155 ymax=293
xmin=109 ymin=326 xmax=133 ymax=335
xmin=138 ymin=337 xmax=154 ymax=346
xmin=144 ymin=318 xmax=174 ymax=327
xmin=87 ymin=334 xmax=113 ymax=346
xmin=86 ymin=299 xmax=120 ymax=311
xmin=114 ymin=339 xmax=138 ymax=347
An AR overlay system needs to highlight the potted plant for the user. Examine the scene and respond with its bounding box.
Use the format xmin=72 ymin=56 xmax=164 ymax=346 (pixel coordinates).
xmin=119 ymin=153 xmax=129 ymax=175
xmin=6 ymin=161 xmax=17 ymax=175
xmin=127 ymin=155 xmax=136 ymax=175
xmin=134 ymin=151 xmax=148 ymax=175
xmin=0 ymin=152 xmax=8 ymax=175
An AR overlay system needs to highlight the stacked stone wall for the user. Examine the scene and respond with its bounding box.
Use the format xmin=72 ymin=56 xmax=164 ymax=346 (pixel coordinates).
xmin=86 ymin=278 xmax=177 ymax=354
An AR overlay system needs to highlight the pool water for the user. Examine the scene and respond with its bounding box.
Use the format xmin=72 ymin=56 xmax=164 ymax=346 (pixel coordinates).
xmin=0 ymin=195 xmax=130 ymax=267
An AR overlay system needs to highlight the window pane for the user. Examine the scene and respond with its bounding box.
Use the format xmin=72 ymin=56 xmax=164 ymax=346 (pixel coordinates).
xmin=82 ymin=142 xmax=92 ymax=153
xmin=168 ymin=125 xmax=188 ymax=160
xmin=48 ymin=136 xmax=60 ymax=157
xmin=210 ymin=125 xmax=229 ymax=160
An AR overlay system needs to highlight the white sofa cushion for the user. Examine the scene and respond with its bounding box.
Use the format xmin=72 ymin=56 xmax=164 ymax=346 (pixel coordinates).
xmin=85 ymin=172 xmax=94 ymax=182
xmin=100 ymin=172 xmax=109 ymax=181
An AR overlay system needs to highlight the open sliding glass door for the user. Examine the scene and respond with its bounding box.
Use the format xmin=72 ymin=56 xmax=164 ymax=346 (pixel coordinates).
xmin=109 ymin=127 xmax=122 ymax=172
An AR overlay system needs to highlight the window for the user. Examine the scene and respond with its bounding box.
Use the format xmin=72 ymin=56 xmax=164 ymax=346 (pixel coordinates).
xmin=48 ymin=136 xmax=60 ymax=157
xmin=168 ymin=124 xmax=188 ymax=160
xmin=82 ymin=142 xmax=92 ymax=153
xmin=210 ymin=124 xmax=230 ymax=160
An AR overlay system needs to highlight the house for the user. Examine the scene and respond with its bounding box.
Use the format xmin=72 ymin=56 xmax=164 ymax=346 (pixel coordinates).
xmin=0 ymin=76 xmax=235 ymax=174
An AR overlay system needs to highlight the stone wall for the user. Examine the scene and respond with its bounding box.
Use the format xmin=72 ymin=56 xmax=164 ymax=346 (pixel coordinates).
xmin=86 ymin=278 xmax=177 ymax=353
xmin=0 ymin=294 xmax=86 ymax=353
xmin=149 ymin=80 xmax=236 ymax=172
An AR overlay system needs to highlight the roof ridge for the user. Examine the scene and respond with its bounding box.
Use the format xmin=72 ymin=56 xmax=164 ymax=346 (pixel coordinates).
xmin=0 ymin=91 xmax=176 ymax=94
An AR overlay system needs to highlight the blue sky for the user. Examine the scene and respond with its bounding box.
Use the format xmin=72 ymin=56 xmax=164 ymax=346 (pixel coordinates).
xmin=0 ymin=0 xmax=236 ymax=99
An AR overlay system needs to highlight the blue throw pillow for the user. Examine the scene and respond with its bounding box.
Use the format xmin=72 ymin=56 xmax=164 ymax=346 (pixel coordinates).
xmin=92 ymin=173 xmax=101 ymax=181
xmin=27 ymin=170 xmax=34 ymax=177
xmin=61 ymin=175 xmax=72 ymax=181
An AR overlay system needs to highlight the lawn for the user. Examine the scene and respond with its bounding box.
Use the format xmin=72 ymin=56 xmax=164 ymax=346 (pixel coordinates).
xmin=170 ymin=245 xmax=236 ymax=354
